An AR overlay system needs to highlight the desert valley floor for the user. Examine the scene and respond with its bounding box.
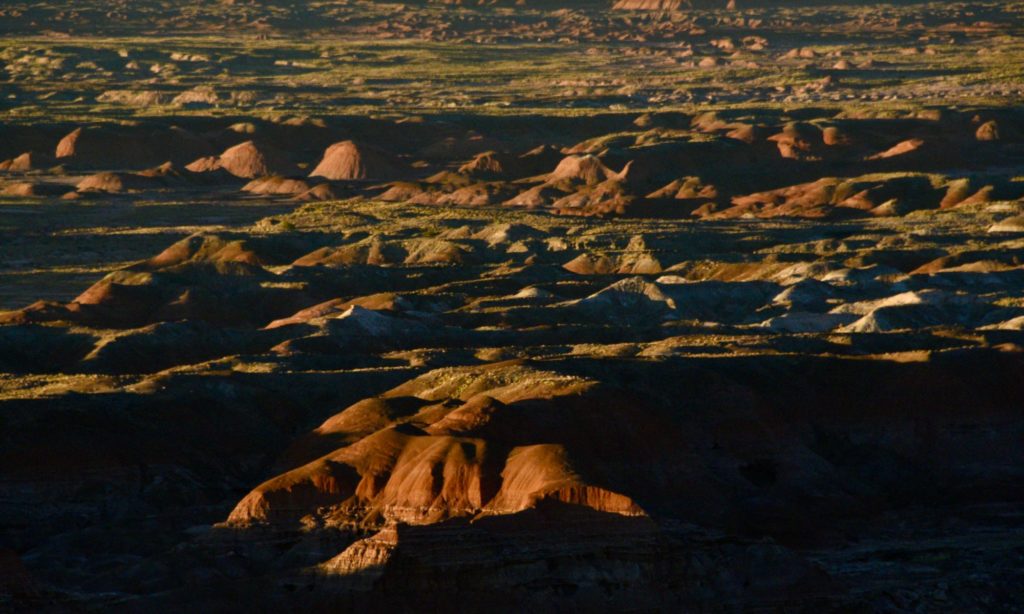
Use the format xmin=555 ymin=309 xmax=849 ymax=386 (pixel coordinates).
xmin=2 ymin=1 xmax=1024 ymax=611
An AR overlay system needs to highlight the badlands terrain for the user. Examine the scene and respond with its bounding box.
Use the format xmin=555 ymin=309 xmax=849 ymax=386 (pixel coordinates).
xmin=3 ymin=0 xmax=1024 ymax=611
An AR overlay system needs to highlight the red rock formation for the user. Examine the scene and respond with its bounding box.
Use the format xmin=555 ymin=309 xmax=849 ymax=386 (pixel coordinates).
xmin=218 ymin=140 xmax=293 ymax=178
xmin=0 ymin=152 xmax=43 ymax=172
xmin=309 ymin=140 xmax=403 ymax=181
xmin=188 ymin=140 xmax=294 ymax=179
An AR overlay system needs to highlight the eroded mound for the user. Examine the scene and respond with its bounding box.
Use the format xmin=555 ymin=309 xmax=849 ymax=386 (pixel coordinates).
xmin=310 ymin=140 xmax=403 ymax=181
